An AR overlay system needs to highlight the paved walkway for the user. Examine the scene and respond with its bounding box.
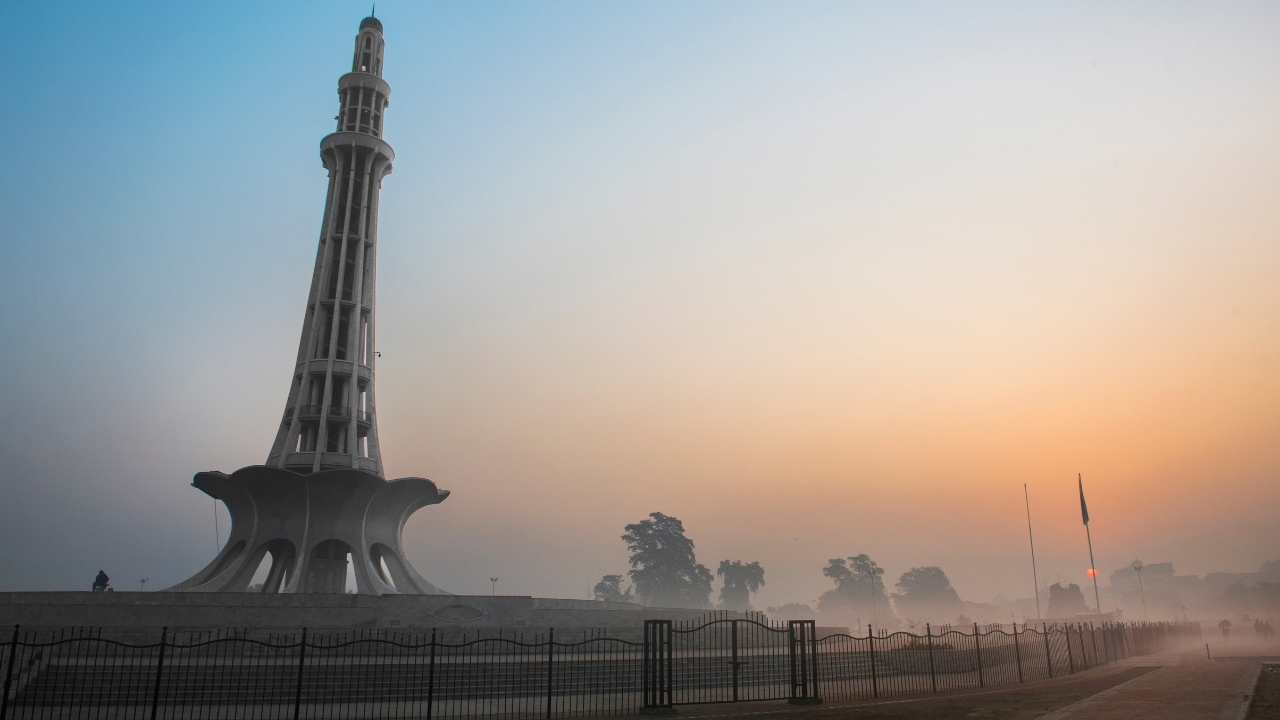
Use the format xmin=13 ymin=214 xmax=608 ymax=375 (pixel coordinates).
xmin=1038 ymin=654 xmax=1261 ymax=720
xmin=649 ymin=652 xmax=1264 ymax=719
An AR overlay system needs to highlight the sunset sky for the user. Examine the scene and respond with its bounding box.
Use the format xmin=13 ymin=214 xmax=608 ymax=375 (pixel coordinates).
xmin=0 ymin=1 xmax=1277 ymax=608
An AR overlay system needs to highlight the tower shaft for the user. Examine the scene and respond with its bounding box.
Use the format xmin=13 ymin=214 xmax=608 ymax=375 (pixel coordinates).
xmin=267 ymin=18 xmax=393 ymax=476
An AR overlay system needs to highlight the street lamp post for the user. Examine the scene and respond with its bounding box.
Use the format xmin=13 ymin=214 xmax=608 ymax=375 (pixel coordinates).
xmin=490 ymin=577 xmax=499 ymax=596
xmin=1131 ymin=560 xmax=1147 ymax=621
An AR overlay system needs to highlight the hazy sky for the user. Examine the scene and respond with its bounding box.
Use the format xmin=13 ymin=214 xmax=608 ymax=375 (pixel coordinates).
xmin=1 ymin=1 xmax=1277 ymax=608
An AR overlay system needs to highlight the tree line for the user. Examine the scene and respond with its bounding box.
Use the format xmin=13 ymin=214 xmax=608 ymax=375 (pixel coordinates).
xmin=593 ymin=512 xmax=973 ymax=626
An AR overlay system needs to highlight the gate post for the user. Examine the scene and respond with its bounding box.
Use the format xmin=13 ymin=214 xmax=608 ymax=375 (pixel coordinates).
xmin=867 ymin=625 xmax=878 ymax=699
xmin=973 ymin=623 xmax=983 ymax=688
xmin=731 ymin=620 xmax=739 ymax=703
xmin=642 ymin=620 xmax=674 ymax=714
xmin=546 ymin=627 xmax=555 ymax=720
xmin=925 ymin=623 xmax=937 ymax=694
xmin=787 ymin=620 xmax=820 ymax=705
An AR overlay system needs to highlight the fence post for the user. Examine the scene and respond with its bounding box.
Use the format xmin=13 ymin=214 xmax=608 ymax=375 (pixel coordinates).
xmin=149 ymin=627 xmax=168 ymax=720
xmin=293 ymin=628 xmax=307 ymax=720
xmin=1014 ymin=623 xmax=1023 ymax=683
xmin=788 ymin=621 xmax=797 ymax=700
xmin=867 ymin=625 xmax=878 ymax=699
xmin=426 ymin=628 xmax=436 ymax=720
xmin=546 ymin=627 xmax=555 ymax=720
xmin=731 ymin=620 xmax=739 ymax=703
xmin=1043 ymin=623 xmax=1053 ymax=678
xmin=0 ymin=625 xmax=19 ymax=720
xmin=807 ymin=621 xmax=820 ymax=703
xmin=973 ymin=623 xmax=983 ymax=688
xmin=1066 ymin=625 xmax=1075 ymax=674
xmin=1088 ymin=623 xmax=1098 ymax=667
xmin=925 ymin=623 xmax=937 ymax=694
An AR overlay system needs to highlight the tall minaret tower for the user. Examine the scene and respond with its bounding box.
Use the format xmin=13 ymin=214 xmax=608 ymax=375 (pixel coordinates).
xmin=171 ymin=17 xmax=448 ymax=595
xmin=266 ymin=16 xmax=393 ymax=476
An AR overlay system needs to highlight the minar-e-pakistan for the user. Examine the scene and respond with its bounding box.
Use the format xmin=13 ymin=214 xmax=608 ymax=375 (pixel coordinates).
xmin=170 ymin=16 xmax=450 ymax=595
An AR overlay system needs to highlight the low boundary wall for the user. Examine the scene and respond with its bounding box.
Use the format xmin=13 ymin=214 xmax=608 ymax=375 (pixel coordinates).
xmin=0 ymin=592 xmax=709 ymax=631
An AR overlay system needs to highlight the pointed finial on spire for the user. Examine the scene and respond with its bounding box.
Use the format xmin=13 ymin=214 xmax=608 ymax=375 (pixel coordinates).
xmin=371 ymin=3 xmax=376 ymax=17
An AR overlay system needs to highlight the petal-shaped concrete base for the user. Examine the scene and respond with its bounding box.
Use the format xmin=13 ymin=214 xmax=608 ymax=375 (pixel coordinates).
xmin=168 ymin=466 xmax=449 ymax=594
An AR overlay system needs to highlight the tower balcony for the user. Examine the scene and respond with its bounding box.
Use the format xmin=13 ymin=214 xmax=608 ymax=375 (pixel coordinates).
xmin=291 ymin=404 xmax=371 ymax=427
xmin=320 ymin=131 xmax=394 ymax=159
xmin=338 ymin=72 xmax=391 ymax=102
xmin=297 ymin=359 xmax=373 ymax=386
xmin=320 ymin=131 xmax=394 ymax=175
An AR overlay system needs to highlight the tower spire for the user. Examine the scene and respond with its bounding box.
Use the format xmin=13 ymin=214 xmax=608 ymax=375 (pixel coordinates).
xmin=266 ymin=16 xmax=394 ymax=475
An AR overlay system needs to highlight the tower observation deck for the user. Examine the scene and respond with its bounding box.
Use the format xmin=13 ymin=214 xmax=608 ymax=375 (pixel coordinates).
xmin=266 ymin=17 xmax=394 ymax=476
xmin=171 ymin=17 xmax=449 ymax=595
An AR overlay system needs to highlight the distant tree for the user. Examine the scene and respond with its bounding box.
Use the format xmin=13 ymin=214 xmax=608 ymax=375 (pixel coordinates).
xmin=592 ymin=574 xmax=633 ymax=603
xmin=766 ymin=603 xmax=817 ymax=622
xmin=717 ymin=561 xmax=765 ymax=612
xmin=1047 ymin=582 xmax=1089 ymax=617
xmin=622 ymin=512 xmax=713 ymax=608
xmin=817 ymin=554 xmax=894 ymax=626
xmin=892 ymin=566 xmax=962 ymax=622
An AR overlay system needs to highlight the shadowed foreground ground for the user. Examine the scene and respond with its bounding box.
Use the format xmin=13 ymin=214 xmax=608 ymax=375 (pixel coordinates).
xmin=666 ymin=653 xmax=1266 ymax=719
xmin=669 ymin=665 xmax=1157 ymax=719
xmin=1247 ymin=663 xmax=1279 ymax=719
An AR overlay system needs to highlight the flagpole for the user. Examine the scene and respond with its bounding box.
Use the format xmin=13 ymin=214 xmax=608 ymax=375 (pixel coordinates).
xmin=1080 ymin=473 xmax=1102 ymax=614
xmin=1086 ymin=522 xmax=1101 ymax=612
xmin=1023 ymin=483 xmax=1042 ymax=620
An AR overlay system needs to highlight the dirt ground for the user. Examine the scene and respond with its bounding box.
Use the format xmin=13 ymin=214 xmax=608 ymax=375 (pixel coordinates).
xmin=671 ymin=665 xmax=1158 ymax=719
xmin=1247 ymin=663 xmax=1280 ymax=719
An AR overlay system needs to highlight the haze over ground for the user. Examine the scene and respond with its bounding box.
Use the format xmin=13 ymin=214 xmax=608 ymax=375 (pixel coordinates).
xmin=0 ymin=1 xmax=1277 ymax=608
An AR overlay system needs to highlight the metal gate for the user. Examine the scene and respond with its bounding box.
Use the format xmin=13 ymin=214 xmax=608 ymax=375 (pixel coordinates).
xmin=641 ymin=615 xmax=818 ymax=711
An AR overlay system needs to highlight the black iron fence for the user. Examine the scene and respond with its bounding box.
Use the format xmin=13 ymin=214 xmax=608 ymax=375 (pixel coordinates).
xmin=0 ymin=619 xmax=1200 ymax=719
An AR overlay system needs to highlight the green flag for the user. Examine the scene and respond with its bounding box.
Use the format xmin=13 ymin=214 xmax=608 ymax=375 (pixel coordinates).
xmin=1078 ymin=473 xmax=1090 ymax=526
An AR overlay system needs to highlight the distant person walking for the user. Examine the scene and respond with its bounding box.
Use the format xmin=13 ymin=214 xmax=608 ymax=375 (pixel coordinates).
xmin=1218 ymin=618 xmax=1231 ymax=641
xmin=92 ymin=569 xmax=110 ymax=592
